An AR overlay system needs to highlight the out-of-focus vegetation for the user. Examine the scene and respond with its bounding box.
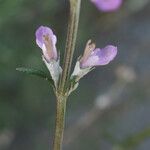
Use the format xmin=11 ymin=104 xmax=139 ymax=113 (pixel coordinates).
xmin=0 ymin=0 xmax=150 ymax=150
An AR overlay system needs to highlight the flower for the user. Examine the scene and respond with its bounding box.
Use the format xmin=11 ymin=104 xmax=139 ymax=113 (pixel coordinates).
xmin=35 ymin=26 xmax=61 ymax=88
xmin=91 ymin=0 xmax=123 ymax=12
xmin=80 ymin=40 xmax=117 ymax=68
xmin=71 ymin=40 xmax=117 ymax=85
xmin=35 ymin=26 xmax=57 ymax=62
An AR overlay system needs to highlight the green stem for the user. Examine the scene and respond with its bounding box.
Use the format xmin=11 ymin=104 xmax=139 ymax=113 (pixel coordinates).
xmin=59 ymin=0 xmax=81 ymax=93
xmin=53 ymin=1 xmax=81 ymax=150
xmin=53 ymin=95 xmax=67 ymax=150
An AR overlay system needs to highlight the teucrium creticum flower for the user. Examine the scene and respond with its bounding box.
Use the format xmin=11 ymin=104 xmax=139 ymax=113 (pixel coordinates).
xmin=36 ymin=26 xmax=57 ymax=61
xmin=80 ymin=40 xmax=117 ymax=68
xmin=36 ymin=26 xmax=62 ymax=88
xmin=71 ymin=40 xmax=117 ymax=83
xmin=91 ymin=0 xmax=123 ymax=12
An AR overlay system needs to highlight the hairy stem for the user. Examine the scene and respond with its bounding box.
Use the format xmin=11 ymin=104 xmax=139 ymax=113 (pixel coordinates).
xmin=53 ymin=95 xmax=67 ymax=150
xmin=59 ymin=0 xmax=81 ymax=93
xmin=53 ymin=1 xmax=81 ymax=150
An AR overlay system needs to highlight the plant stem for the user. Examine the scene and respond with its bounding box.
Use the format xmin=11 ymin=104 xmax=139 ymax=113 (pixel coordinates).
xmin=53 ymin=1 xmax=81 ymax=150
xmin=53 ymin=95 xmax=67 ymax=150
xmin=59 ymin=0 xmax=81 ymax=93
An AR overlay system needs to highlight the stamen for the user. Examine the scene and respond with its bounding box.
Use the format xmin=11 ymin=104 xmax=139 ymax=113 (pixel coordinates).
xmin=80 ymin=39 xmax=96 ymax=63
xmin=43 ymin=34 xmax=54 ymax=59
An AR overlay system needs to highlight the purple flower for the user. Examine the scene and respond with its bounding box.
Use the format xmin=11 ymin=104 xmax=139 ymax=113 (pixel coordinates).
xmin=80 ymin=40 xmax=117 ymax=68
xmin=91 ymin=0 xmax=123 ymax=12
xmin=35 ymin=26 xmax=57 ymax=62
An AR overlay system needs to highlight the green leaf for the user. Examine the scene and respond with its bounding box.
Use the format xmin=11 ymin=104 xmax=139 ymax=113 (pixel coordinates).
xmin=16 ymin=67 xmax=54 ymax=85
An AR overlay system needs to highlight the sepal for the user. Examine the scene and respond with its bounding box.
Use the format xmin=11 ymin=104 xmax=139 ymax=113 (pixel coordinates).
xmin=43 ymin=56 xmax=62 ymax=88
xmin=68 ymin=61 xmax=94 ymax=95
xmin=71 ymin=61 xmax=94 ymax=81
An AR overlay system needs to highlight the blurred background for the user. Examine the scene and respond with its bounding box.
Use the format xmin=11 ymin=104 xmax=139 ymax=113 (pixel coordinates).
xmin=0 ymin=0 xmax=150 ymax=150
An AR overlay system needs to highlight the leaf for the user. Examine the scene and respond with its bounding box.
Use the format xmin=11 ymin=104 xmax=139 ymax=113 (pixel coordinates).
xmin=16 ymin=67 xmax=54 ymax=85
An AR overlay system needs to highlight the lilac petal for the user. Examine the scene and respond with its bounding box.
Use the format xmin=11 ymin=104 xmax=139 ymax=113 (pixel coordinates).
xmin=81 ymin=45 xmax=117 ymax=68
xmin=35 ymin=26 xmax=57 ymax=61
xmin=91 ymin=0 xmax=122 ymax=12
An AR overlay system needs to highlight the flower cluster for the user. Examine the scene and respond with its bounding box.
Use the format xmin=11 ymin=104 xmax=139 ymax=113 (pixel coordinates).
xmin=35 ymin=26 xmax=117 ymax=92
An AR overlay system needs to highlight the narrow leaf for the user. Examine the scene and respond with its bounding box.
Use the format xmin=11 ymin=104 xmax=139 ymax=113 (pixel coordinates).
xmin=16 ymin=67 xmax=54 ymax=85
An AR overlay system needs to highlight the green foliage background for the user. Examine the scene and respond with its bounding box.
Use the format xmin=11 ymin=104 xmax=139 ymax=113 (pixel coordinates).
xmin=0 ymin=0 xmax=150 ymax=150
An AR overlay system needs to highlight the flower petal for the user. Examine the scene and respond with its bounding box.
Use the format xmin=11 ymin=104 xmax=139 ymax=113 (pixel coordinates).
xmin=91 ymin=0 xmax=122 ymax=12
xmin=35 ymin=26 xmax=57 ymax=61
xmin=81 ymin=45 xmax=117 ymax=68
